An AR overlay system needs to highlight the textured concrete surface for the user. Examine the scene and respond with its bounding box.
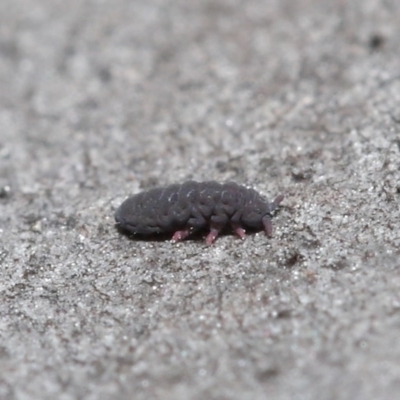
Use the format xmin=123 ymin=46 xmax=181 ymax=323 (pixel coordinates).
xmin=1 ymin=0 xmax=400 ymax=399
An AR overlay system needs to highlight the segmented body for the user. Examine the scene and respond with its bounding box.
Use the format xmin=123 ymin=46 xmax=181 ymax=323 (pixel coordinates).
xmin=114 ymin=181 xmax=283 ymax=244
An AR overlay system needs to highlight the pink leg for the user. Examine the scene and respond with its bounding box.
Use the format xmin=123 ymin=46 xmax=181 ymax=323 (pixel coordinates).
xmin=262 ymin=194 xmax=283 ymax=236
xmin=205 ymin=227 xmax=220 ymax=245
xmin=263 ymin=216 xmax=273 ymax=237
xmin=231 ymin=223 xmax=246 ymax=240
xmin=171 ymin=229 xmax=190 ymax=243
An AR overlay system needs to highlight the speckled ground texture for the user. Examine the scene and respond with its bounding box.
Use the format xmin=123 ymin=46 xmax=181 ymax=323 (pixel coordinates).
xmin=1 ymin=1 xmax=400 ymax=399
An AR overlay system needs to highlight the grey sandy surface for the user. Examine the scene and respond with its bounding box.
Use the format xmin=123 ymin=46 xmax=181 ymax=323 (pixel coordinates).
xmin=1 ymin=1 xmax=400 ymax=399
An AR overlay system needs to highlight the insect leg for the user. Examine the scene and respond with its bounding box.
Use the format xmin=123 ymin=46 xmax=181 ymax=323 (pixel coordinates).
xmin=206 ymin=215 xmax=228 ymax=244
xmin=230 ymin=210 xmax=245 ymax=240
xmin=262 ymin=215 xmax=273 ymax=237
xmin=171 ymin=229 xmax=191 ymax=242
xmin=205 ymin=226 xmax=221 ymax=245
xmin=231 ymin=222 xmax=246 ymax=240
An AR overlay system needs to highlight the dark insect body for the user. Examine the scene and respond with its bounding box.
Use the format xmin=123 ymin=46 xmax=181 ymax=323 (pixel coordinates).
xmin=115 ymin=181 xmax=283 ymax=245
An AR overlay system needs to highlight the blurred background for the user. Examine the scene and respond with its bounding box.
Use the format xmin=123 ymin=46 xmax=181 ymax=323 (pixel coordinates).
xmin=1 ymin=1 xmax=399 ymax=399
